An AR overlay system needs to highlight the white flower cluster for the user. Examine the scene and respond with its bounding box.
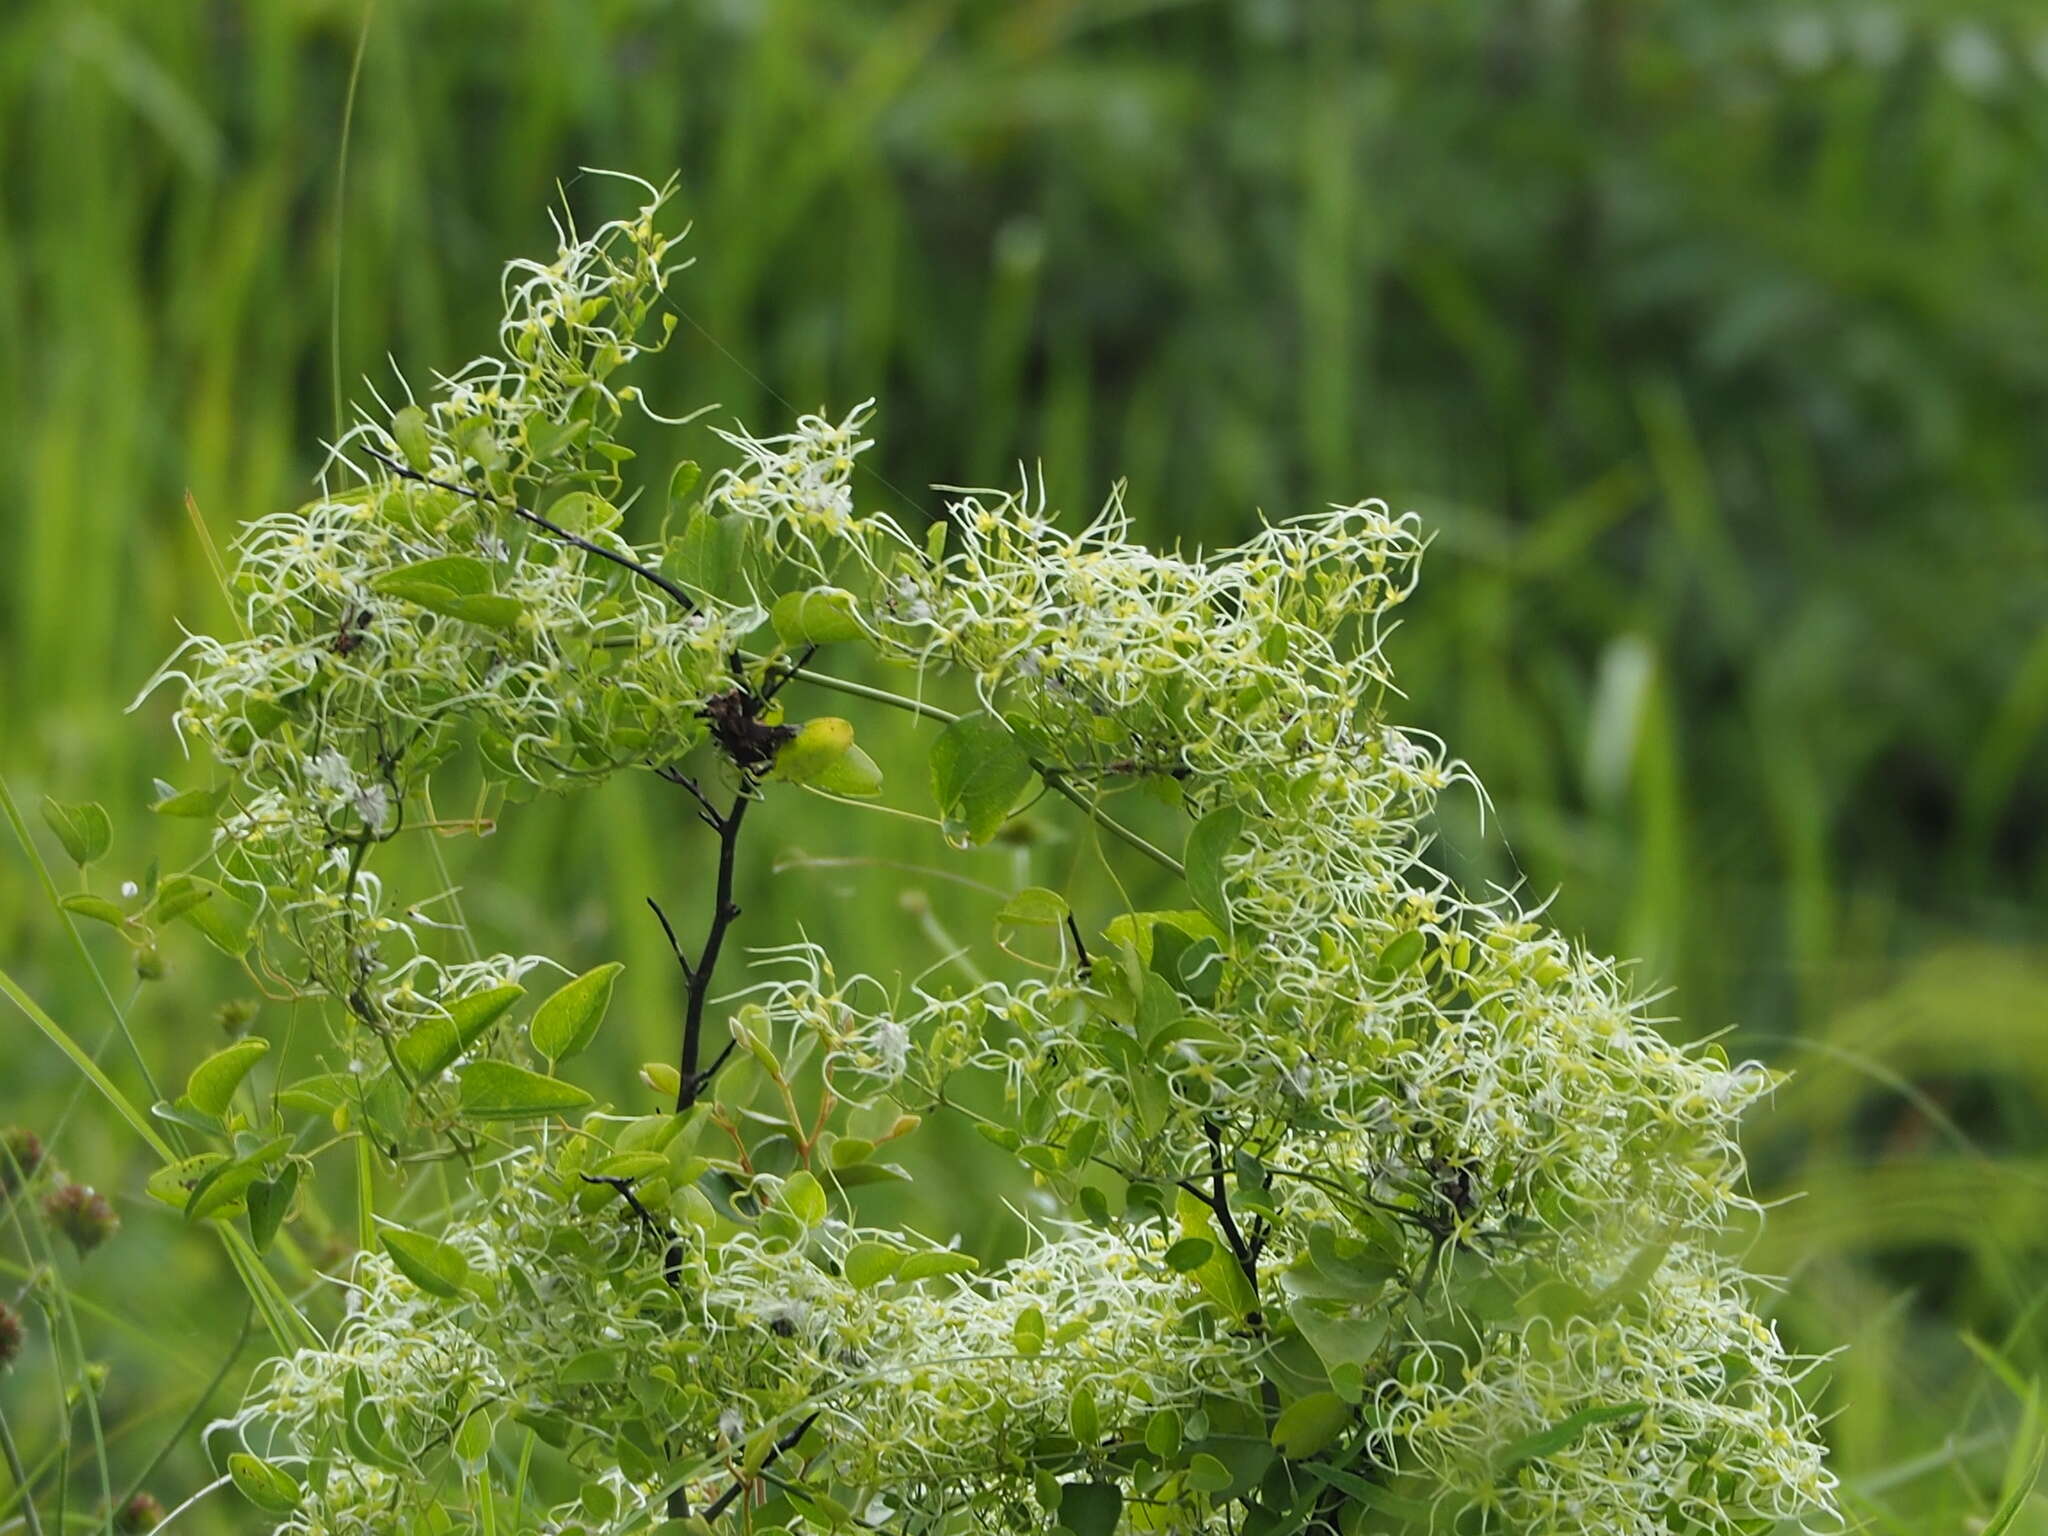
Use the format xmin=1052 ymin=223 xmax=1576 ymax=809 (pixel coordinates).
xmin=138 ymin=179 xmax=760 ymax=1053
xmin=163 ymin=180 xmax=1837 ymax=1536
xmin=689 ymin=435 xmax=1838 ymax=1531
xmin=224 ymin=1152 xmax=1254 ymax=1533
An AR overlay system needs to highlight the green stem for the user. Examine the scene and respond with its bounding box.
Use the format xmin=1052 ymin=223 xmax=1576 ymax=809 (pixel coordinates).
xmin=755 ymin=657 xmax=1186 ymax=879
xmin=0 ymin=1402 xmax=45 ymax=1536
xmin=117 ymin=1306 xmax=252 ymax=1513
xmin=0 ymin=777 xmax=168 ymax=1116
xmin=0 ymin=965 xmax=171 ymax=1163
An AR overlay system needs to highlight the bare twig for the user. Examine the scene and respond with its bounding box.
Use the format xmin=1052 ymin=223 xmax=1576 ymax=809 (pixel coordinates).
xmin=702 ymin=1412 xmax=822 ymax=1521
xmin=362 ymin=446 xmax=697 ymax=614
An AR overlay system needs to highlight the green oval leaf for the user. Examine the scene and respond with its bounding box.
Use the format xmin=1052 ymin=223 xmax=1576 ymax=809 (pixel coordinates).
xmin=390 ymin=405 xmax=434 ymax=471
xmin=150 ymin=784 xmax=230 ymax=819
xmin=246 ymin=1162 xmax=299 ymax=1253
xmin=156 ymin=874 xmax=253 ymax=955
xmin=1185 ymin=1453 xmax=1233 ymax=1494
xmin=1272 ymin=1390 xmax=1351 ymax=1459
xmin=145 ymin=1153 xmax=228 ymax=1210
xmin=843 ymin=1241 xmax=903 ymax=1289
xmin=773 ymin=717 xmax=857 ymax=787
xmin=59 ymin=893 xmax=132 ymax=930
xmin=930 ymin=712 xmax=1035 ymax=846
xmin=1058 ymin=1480 xmax=1121 ymax=1536
xmin=40 ymin=797 xmax=111 ymax=866
xmin=661 ymin=508 xmax=742 ymax=599
xmin=1374 ymin=929 xmax=1427 ymax=981
xmin=185 ymin=1145 xmax=279 ymax=1224
xmin=896 ymin=1249 xmax=981 ymax=1282
xmin=806 ymin=741 xmax=884 ymax=798
xmin=1013 ymin=1304 xmax=1046 ymax=1357
xmin=997 ymin=886 xmax=1070 ymax=928
xmin=1184 ymin=804 xmax=1244 ymax=935
xmin=396 ymin=983 xmax=526 ymax=1079
xmin=1494 ymin=1400 xmax=1646 ymax=1473
xmin=772 ymin=586 xmax=865 ymax=646
xmin=456 ymin=1061 xmax=594 ymax=1120
xmin=528 ymin=963 xmax=621 ymax=1064
xmin=1163 ymin=1237 xmax=1215 ymax=1273
xmin=453 ymin=1407 xmax=495 ymax=1473
xmin=782 ymin=1169 xmax=827 ymax=1226
xmin=381 ymin=1225 xmax=472 ymax=1299
xmin=372 ymin=556 xmax=522 ymax=630
xmin=546 ymin=491 xmax=621 ymax=535
xmin=667 ymin=459 xmax=702 ymax=507
xmin=1069 ymin=1385 xmax=1101 ymax=1446
xmin=227 ymin=1452 xmax=303 ymax=1515
xmin=186 ymin=1038 xmax=268 ymax=1117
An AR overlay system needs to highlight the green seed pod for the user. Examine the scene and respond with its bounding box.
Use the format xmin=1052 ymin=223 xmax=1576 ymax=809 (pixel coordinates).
xmin=772 ymin=717 xmax=856 ymax=785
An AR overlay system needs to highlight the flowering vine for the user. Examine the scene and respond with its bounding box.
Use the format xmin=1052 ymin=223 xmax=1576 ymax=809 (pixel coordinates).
xmin=111 ymin=172 xmax=1835 ymax=1535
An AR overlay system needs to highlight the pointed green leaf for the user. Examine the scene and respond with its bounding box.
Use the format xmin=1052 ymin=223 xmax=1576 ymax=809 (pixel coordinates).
xmin=185 ymin=1137 xmax=290 ymax=1224
xmin=381 ymin=1225 xmax=472 ymax=1299
xmin=1494 ymin=1401 xmax=1645 ymax=1473
xmin=896 ymin=1249 xmax=980 ymax=1282
xmin=806 ymin=741 xmax=884 ymax=798
xmin=1069 ymin=1385 xmax=1101 ymax=1446
xmin=373 ymin=557 xmax=521 ymax=629
xmin=1163 ymin=1237 xmax=1215 ymax=1273
xmin=456 ymin=1061 xmax=593 ymax=1120
xmin=150 ymin=784 xmax=231 ymax=819
xmin=1374 ymin=929 xmax=1427 ymax=980
xmin=661 ymin=508 xmax=742 ymax=599
xmin=227 ymin=1452 xmax=302 ymax=1515
xmin=145 ymin=1153 xmax=229 ymax=1210
xmin=246 ymin=1162 xmax=299 ymax=1253
xmin=390 ymin=405 xmax=434 ymax=471
xmin=546 ymin=491 xmax=620 ymax=535
xmin=453 ymin=1407 xmax=495 ymax=1473
xmin=667 ymin=460 xmax=702 ymax=507
xmin=149 ymin=878 xmax=215 ymax=924
xmin=186 ymin=1038 xmax=268 ymax=1117
xmin=528 ymin=963 xmax=621 ymax=1064
xmin=40 ymin=798 xmax=111 ymax=865
xmin=396 ymin=983 xmax=525 ymax=1079
xmin=1184 ymin=804 xmax=1244 ymax=934
xmin=930 ymin=712 xmax=1034 ymax=845
xmin=1185 ymin=1453 xmax=1233 ymax=1494
xmin=997 ymin=886 xmax=1070 ymax=928
xmin=522 ymin=415 xmax=587 ymax=464
xmin=157 ymin=874 xmax=253 ymax=955
xmin=59 ymin=893 xmax=132 ymax=929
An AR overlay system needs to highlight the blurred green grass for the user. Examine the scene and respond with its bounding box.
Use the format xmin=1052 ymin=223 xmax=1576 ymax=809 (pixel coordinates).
xmin=1 ymin=0 xmax=2045 ymax=1528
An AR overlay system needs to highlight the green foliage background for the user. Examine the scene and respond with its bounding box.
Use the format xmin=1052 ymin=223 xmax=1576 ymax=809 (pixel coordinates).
xmin=0 ymin=0 xmax=2044 ymax=1528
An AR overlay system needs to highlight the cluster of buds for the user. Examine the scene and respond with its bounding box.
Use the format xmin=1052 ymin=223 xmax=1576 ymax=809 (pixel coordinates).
xmin=42 ymin=1182 xmax=120 ymax=1257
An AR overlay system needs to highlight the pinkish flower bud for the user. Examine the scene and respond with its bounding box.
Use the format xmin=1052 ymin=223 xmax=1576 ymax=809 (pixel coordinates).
xmin=0 ymin=1127 xmax=44 ymax=1198
xmin=43 ymin=1183 xmax=119 ymax=1256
